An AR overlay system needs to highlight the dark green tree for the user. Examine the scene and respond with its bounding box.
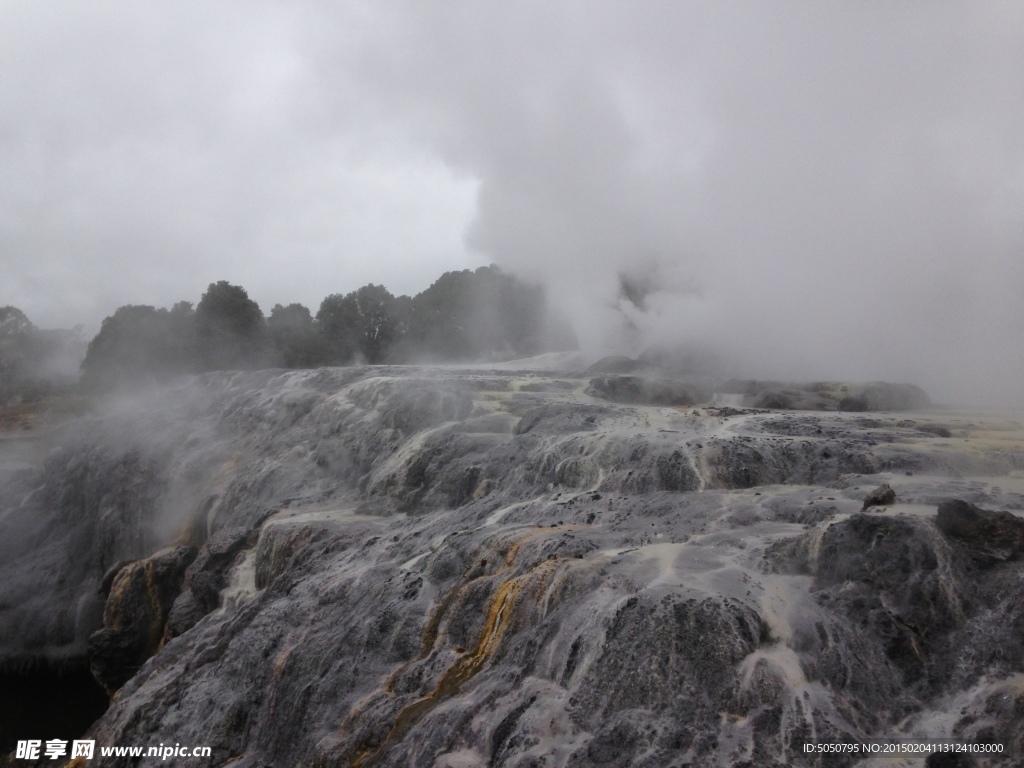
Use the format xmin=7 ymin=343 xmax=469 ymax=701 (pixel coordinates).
xmin=317 ymin=284 xmax=404 ymax=364
xmin=195 ymin=281 xmax=268 ymax=371
xmin=407 ymin=269 xmax=477 ymax=359
xmin=316 ymin=294 xmax=358 ymax=365
xmin=473 ymin=265 xmax=547 ymax=355
xmin=405 ymin=265 xmax=547 ymax=360
xmin=80 ymin=304 xmax=196 ymax=390
xmin=267 ymin=303 xmax=325 ymax=368
xmin=165 ymin=301 xmax=198 ymax=370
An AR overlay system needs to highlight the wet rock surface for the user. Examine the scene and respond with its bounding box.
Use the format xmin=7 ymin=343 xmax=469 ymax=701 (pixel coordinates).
xmin=89 ymin=545 xmax=196 ymax=694
xmin=862 ymin=482 xmax=896 ymax=509
xmin=1 ymin=367 xmax=1023 ymax=766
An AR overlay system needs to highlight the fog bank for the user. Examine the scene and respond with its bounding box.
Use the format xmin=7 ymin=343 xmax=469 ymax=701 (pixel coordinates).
xmin=2 ymin=2 xmax=1022 ymax=405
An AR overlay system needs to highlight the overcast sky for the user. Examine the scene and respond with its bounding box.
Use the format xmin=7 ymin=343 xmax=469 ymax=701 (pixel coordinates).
xmin=2 ymin=2 xmax=1022 ymax=403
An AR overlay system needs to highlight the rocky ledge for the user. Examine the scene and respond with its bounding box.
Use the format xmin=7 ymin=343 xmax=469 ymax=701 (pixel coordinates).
xmin=1 ymin=366 xmax=1023 ymax=766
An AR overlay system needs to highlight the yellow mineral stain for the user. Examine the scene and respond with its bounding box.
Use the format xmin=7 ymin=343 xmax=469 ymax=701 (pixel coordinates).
xmin=331 ymin=526 xmax=576 ymax=766
xmin=415 ymin=526 xmax=574 ymax=659
xmin=348 ymin=555 xmax=563 ymax=768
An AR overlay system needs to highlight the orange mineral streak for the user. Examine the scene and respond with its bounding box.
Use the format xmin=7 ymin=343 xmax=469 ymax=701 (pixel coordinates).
xmin=344 ymin=528 xmax=570 ymax=768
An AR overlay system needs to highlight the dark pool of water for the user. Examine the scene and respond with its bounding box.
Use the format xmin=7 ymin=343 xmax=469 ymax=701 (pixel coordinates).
xmin=0 ymin=661 xmax=109 ymax=754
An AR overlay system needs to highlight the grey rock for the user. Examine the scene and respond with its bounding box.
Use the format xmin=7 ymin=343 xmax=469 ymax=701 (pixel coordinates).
xmin=936 ymin=498 xmax=1024 ymax=564
xmin=0 ymin=367 xmax=1021 ymax=767
xmin=165 ymin=526 xmax=257 ymax=639
xmin=585 ymin=375 xmax=705 ymax=406
xmin=89 ymin=545 xmax=196 ymax=693
xmin=863 ymin=482 xmax=897 ymax=509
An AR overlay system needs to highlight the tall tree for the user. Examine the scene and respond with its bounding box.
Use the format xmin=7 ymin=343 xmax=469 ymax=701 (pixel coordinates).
xmin=405 ymin=266 xmax=547 ymax=360
xmin=195 ymin=281 xmax=268 ymax=371
xmin=317 ymin=284 xmax=404 ymax=364
xmin=267 ymin=303 xmax=325 ymax=368
xmin=80 ymin=304 xmax=196 ymax=390
xmin=407 ymin=269 xmax=477 ymax=359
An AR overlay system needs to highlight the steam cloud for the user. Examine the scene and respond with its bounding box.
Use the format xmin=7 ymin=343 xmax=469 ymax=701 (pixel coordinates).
xmin=2 ymin=3 xmax=1022 ymax=404
xmin=349 ymin=3 xmax=1024 ymax=406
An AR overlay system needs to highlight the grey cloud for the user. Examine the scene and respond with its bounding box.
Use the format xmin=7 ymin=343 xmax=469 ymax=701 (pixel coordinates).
xmin=0 ymin=1 xmax=477 ymax=329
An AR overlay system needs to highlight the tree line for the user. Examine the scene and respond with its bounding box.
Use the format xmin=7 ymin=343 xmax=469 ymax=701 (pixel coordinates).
xmin=77 ymin=265 xmax=573 ymax=390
